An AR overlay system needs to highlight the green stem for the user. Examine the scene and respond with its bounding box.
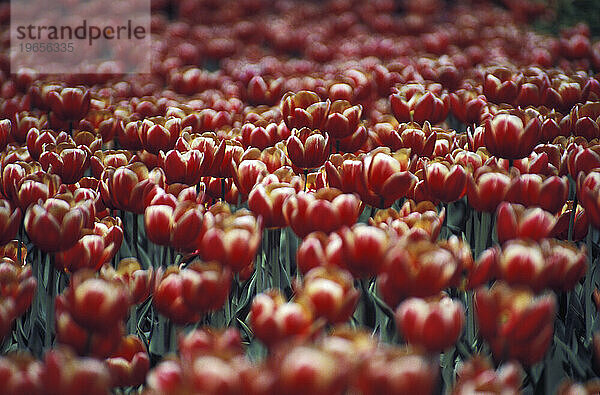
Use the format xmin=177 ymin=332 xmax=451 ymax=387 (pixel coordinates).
xmin=585 ymin=224 xmax=594 ymax=340
xmin=45 ymin=255 xmax=56 ymax=349
xmin=568 ymin=192 xmax=578 ymax=242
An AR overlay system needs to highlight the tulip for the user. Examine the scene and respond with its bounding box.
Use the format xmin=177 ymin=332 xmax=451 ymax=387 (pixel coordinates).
xmin=505 ymin=173 xmax=568 ymax=214
xmin=567 ymin=144 xmax=600 ymax=179
xmin=424 ymin=160 xmax=467 ymax=202
xmin=396 ymin=296 xmax=464 ymax=352
xmin=483 ymin=111 xmax=541 ymax=159
xmin=286 ymin=127 xmax=330 ymax=170
xmin=249 ymin=289 xmax=313 ymax=348
xmin=352 ymin=347 xmax=439 ymax=395
xmin=275 ymin=346 xmax=346 ymax=395
xmin=61 ymin=271 xmax=130 ymax=333
xmin=24 ymin=196 xmax=86 ymax=252
xmin=54 ymin=295 xmax=124 ymax=358
xmin=496 ymin=202 xmax=557 ymax=244
xmin=466 ymin=165 xmax=511 ymax=212
xmin=370 ymin=200 xmax=444 ymax=242
xmin=118 ymin=120 xmax=144 ymax=151
xmin=333 ymin=224 xmax=391 ymax=278
xmin=231 ymin=158 xmax=268 ymax=199
xmin=449 ymin=89 xmax=488 ymax=125
xmin=247 ymin=76 xmax=284 ymax=106
xmin=378 ymin=236 xmax=467 ymax=308
xmin=99 ymin=162 xmax=165 ymax=214
xmin=90 ymin=150 xmax=133 ymax=179
xmin=240 ymin=122 xmax=290 ymax=150
xmin=47 ymin=86 xmax=91 ymax=122
xmin=338 ymin=124 xmax=368 ymax=153
xmin=295 ymin=266 xmax=359 ymax=324
xmin=283 ymin=188 xmax=362 ymax=238
xmin=0 ymin=199 xmax=21 ymax=246
xmin=179 ymin=327 xmax=244 ymax=362
xmin=551 ymin=201 xmax=589 ymax=241
xmin=105 ymin=335 xmax=150 ymax=388
xmin=281 ymin=91 xmax=330 ymax=130
xmin=390 ymin=85 xmax=449 ymax=124
xmin=295 ymin=231 xmax=341 ymax=274
xmin=198 ymin=206 xmax=262 ymax=273
xmin=475 ymin=282 xmax=556 ymax=365
xmin=323 ymin=100 xmax=362 ymax=141
xmin=248 ymin=182 xmax=297 ymax=228
xmin=181 ymin=261 xmax=232 ymax=313
xmin=570 ymin=102 xmax=600 ymax=140
xmin=0 ymin=257 xmax=36 ymax=317
xmin=54 ymin=232 xmax=117 ymax=273
xmin=452 ymin=357 xmax=523 ymax=395
xmin=39 ymin=143 xmax=90 ymax=184
xmin=42 ymin=348 xmax=111 ymax=395
xmin=100 ymin=258 xmax=154 ymax=305
xmin=10 ymin=111 xmax=47 ymax=143
xmin=145 ymin=199 xmax=213 ymax=251
xmin=153 ymin=266 xmax=201 ymax=325
xmin=483 ymin=67 xmax=519 ymax=104
xmin=26 ymin=128 xmax=71 ymax=161
xmin=138 ymin=117 xmax=184 ymax=155
xmin=0 ymin=353 xmax=44 ymax=394
xmin=158 ymin=149 xmax=204 ymax=185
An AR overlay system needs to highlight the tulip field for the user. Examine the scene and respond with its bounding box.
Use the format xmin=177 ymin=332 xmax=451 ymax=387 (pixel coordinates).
xmin=3 ymin=0 xmax=600 ymax=393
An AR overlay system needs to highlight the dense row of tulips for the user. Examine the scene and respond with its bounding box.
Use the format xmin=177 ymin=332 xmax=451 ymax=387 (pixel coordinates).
xmin=1 ymin=0 xmax=600 ymax=393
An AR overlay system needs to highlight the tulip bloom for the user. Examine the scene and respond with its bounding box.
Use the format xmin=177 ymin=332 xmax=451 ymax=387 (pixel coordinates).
xmin=100 ymin=258 xmax=154 ymax=305
xmin=145 ymin=200 xmax=213 ymax=251
xmin=105 ymin=335 xmax=150 ymax=388
xmin=466 ymin=165 xmax=511 ymax=212
xmin=249 ymin=289 xmax=314 ymax=348
xmin=370 ymin=200 xmax=444 ymax=242
xmin=240 ymin=121 xmax=290 ymax=150
xmin=158 ymin=149 xmax=204 ymax=185
xmin=505 ymin=173 xmax=568 ymax=214
xmin=24 ymin=196 xmax=88 ymax=252
xmin=323 ymin=100 xmax=362 ymax=141
xmin=452 ymin=357 xmax=523 ymax=395
xmin=424 ymin=160 xmax=467 ymax=202
xmin=286 ymin=127 xmax=330 ymax=170
xmin=390 ymin=85 xmax=449 ymax=124
xmin=396 ymin=296 xmax=464 ymax=352
xmin=39 ymin=143 xmax=90 ymax=184
xmin=352 ymin=348 xmax=439 ymax=395
xmin=496 ymin=202 xmax=557 ymax=244
xmin=0 ymin=199 xmax=21 ymax=246
xmin=99 ymin=162 xmax=166 ymax=214
xmin=138 ymin=117 xmax=183 ymax=155
xmin=281 ymin=90 xmax=330 ymax=130
xmin=198 ymin=206 xmax=262 ymax=273
xmin=181 ymin=261 xmax=232 ymax=313
xmin=378 ymin=236 xmax=467 ymax=308
xmin=248 ymin=182 xmax=297 ymax=228
xmin=475 ymin=282 xmax=556 ymax=366
xmin=295 ymin=266 xmax=359 ymax=324
xmin=47 ymin=86 xmax=91 ymax=122
xmin=283 ymin=188 xmax=362 ymax=238
xmin=483 ymin=111 xmax=541 ymax=159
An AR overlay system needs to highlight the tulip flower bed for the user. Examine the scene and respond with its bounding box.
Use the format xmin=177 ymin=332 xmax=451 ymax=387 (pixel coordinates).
xmin=3 ymin=0 xmax=600 ymax=393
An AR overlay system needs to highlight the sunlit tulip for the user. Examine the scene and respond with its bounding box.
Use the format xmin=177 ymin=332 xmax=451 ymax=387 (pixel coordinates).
xmin=475 ymin=282 xmax=556 ymax=365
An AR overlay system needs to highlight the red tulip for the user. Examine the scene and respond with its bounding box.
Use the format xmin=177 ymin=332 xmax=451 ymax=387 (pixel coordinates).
xmin=198 ymin=205 xmax=262 ymax=273
xmin=323 ymin=100 xmax=362 ymax=140
xmin=249 ymin=289 xmax=314 ymax=348
xmin=286 ymin=127 xmax=330 ymax=170
xmin=248 ymin=182 xmax=297 ymax=228
xmin=105 ymin=335 xmax=150 ymax=388
xmin=39 ymin=143 xmax=90 ymax=184
xmin=505 ymin=172 xmax=568 ymax=214
xmin=396 ymin=295 xmax=464 ymax=352
xmin=138 ymin=117 xmax=183 ymax=155
xmin=24 ymin=195 xmax=88 ymax=252
xmin=42 ymin=348 xmax=111 ymax=395
xmin=283 ymin=188 xmax=362 ymax=238
xmin=483 ymin=111 xmax=541 ymax=160
xmin=158 ymin=149 xmax=204 ymax=185
xmin=295 ymin=266 xmax=359 ymax=324
xmin=47 ymin=86 xmax=91 ymax=122
xmin=153 ymin=266 xmax=201 ymax=325
xmin=424 ymin=160 xmax=467 ymax=202
xmin=496 ymin=202 xmax=556 ymax=244
xmin=475 ymin=282 xmax=556 ymax=366
xmin=370 ymin=200 xmax=445 ymax=242
xmin=390 ymin=84 xmax=449 ymax=124
xmin=100 ymin=258 xmax=154 ymax=305
xmin=452 ymin=357 xmax=523 ymax=395
xmin=281 ymin=91 xmax=330 ymax=130
xmin=181 ymin=261 xmax=232 ymax=313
